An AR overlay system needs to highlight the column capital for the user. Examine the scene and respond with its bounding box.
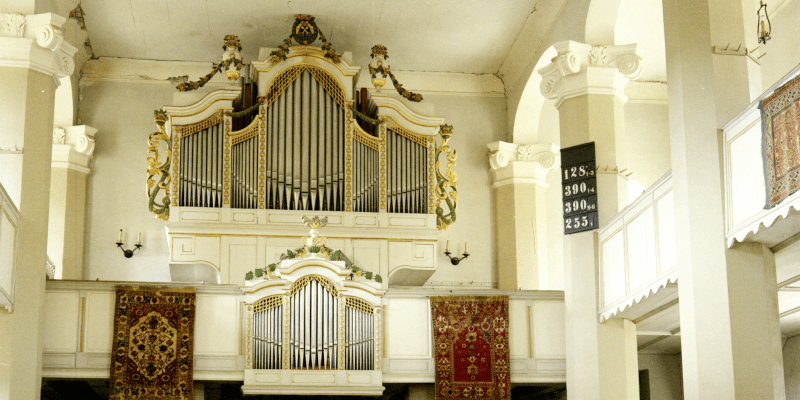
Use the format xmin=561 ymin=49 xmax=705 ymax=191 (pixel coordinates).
xmin=0 ymin=12 xmax=77 ymax=84
xmin=52 ymin=125 xmax=96 ymax=173
xmin=538 ymin=40 xmax=643 ymax=108
xmin=487 ymin=141 xmax=560 ymax=189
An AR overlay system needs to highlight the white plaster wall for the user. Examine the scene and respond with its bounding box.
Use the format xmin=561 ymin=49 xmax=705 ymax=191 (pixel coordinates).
xmin=78 ymin=80 xmax=174 ymax=281
xmin=760 ymin=0 xmax=800 ymax=90
xmin=423 ymin=94 xmax=507 ymax=288
xmin=624 ymin=102 xmax=671 ymax=190
xmin=638 ymin=353 xmax=684 ymax=400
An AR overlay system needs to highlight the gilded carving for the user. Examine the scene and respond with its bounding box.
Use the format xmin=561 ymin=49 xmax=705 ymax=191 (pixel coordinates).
xmin=435 ymin=125 xmax=458 ymax=229
xmin=147 ymin=110 xmax=172 ymax=220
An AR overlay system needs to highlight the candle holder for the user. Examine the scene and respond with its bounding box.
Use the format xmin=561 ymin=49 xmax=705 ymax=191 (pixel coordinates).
xmin=116 ymin=241 xmax=142 ymax=258
xmin=444 ymin=251 xmax=469 ymax=265
xmin=116 ymin=229 xmax=142 ymax=258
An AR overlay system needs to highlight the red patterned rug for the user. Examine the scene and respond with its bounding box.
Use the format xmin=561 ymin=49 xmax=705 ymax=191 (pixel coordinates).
xmin=762 ymin=73 xmax=800 ymax=208
xmin=110 ymin=286 xmax=196 ymax=400
xmin=431 ymin=296 xmax=510 ymax=400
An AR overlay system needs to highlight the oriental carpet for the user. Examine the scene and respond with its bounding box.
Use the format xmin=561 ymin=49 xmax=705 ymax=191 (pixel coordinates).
xmin=431 ymin=296 xmax=510 ymax=400
xmin=762 ymin=73 xmax=800 ymax=208
xmin=110 ymin=286 xmax=196 ymax=400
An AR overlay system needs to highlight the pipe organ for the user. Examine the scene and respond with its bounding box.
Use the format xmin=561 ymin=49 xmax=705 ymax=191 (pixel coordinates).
xmin=249 ymin=275 xmax=379 ymax=372
xmin=149 ymin=42 xmax=457 ymax=225
xmin=242 ymin=253 xmax=385 ymax=395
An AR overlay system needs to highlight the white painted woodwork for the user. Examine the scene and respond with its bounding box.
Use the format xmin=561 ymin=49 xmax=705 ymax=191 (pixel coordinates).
xmin=41 ymin=281 xmax=244 ymax=380
xmin=0 ymin=182 xmax=19 ymax=312
xmin=41 ymin=281 xmax=566 ymax=384
xmin=723 ymin=64 xmax=800 ymax=247
xmin=597 ymin=172 xmax=677 ymax=322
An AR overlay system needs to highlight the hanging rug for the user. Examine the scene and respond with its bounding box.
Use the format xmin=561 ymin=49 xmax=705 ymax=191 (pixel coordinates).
xmin=762 ymin=73 xmax=800 ymax=208
xmin=430 ymin=296 xmax=510 ymax=400
xmin=110 ymin=286 xmax=196 ymax=400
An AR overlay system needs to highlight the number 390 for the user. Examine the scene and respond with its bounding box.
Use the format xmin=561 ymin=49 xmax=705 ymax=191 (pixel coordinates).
xmin=564 ymin=182 xmax=587 ymax=197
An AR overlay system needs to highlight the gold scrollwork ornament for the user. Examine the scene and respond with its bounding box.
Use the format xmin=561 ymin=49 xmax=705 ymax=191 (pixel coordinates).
xmin=435 ymin=124 xmax=457 ymax=229
xmin=147 ymin=110 xmax=172 ymax=220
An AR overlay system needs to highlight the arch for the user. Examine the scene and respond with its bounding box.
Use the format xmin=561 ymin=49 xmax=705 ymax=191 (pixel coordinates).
xmin=53 ymin=75 xmax=74 ymax=127
xmin=585 ymin=0 xmax=624 ymax=45
xmin=512 ymin=46 xmax=558 ymax=144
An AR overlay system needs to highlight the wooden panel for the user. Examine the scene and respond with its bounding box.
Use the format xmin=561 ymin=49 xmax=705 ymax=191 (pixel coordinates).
xmin=627 ymin=206 xmax=657 ymax=291
xmin=508 ymin=300 xmax=529 ymax=358
xmin=601 ymin=231 xmax=625 ymax=306
xmin=43 ymin=291 xmax=80 ymax=352
xmin=171 ymin=235 xmax=221 ymax=270
xmin=533 ymin=302 xmax=566 ymax=358
xmin=385 ymin=298 xmax=430 ymax=358
xmin=388 ymin=241 xmax=434 ymax=275
xmin=84 ymin=291 xmax=115 ymax=353
xmin=195 ymin=294 xmax=240 ymax=355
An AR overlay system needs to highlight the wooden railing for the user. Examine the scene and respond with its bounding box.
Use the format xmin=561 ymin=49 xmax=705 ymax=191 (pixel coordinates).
xmin=41 ymin=280 xmax=566 ymax=384
xmin=722 ymin=64 xmax=800 ymax=246
xmin=597 ymin=172 xmax=678 ymax=321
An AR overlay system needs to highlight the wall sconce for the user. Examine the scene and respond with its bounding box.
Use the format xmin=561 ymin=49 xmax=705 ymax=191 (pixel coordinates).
xmin=116 ymin=228 xmax=142 ymax=258
xmin=444 ymin=240 xmax=469 ymax=265
xmin=758 ymin=1 xmax=771 ymax=44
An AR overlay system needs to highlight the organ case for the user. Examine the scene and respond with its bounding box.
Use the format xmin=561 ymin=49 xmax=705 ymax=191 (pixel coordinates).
xmin=149 ymin=45 xmax=452 ymax=286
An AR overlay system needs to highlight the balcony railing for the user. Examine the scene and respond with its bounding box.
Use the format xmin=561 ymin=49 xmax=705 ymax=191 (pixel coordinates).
xmin=41 ymin=280 xmax=566 ymax=384
xmin=722 ymin=63 xmax=800 ymax=245
xmin=597 ymin=172 xmax=678 ymax=321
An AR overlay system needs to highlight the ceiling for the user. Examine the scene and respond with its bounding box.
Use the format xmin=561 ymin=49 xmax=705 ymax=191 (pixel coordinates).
xmin=79 ymin=0 xmax=540 ymax=74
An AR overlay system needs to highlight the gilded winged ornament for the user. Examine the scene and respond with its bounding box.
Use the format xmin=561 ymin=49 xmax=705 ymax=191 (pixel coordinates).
xmin=147 ymin=110 xmax=172 ymax=220
xmin=435 ymin=124 xmax=457 ymax=229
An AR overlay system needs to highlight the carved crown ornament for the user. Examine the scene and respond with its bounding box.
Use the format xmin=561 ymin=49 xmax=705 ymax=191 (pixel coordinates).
xmin=538 ymin=41 xmax=643 ymax=107
xmin=487 ymin=141 xmax=560 ymax=189
xmin=0 ymin=12 xmax=78 ymax=81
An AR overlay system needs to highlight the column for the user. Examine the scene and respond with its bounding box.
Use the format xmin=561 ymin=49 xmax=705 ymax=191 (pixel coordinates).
xmin=49 ymin=125 xmax=96 ymax=279
xmin=0 ymin=11 xmax=77 ymax=400
xmin=661 ymin=0 xmax=781 ymax=398
xmin=487 ymin=142 xmax=559 ymax=290
xmin=539 ymin=40 xmax=642 ymax=400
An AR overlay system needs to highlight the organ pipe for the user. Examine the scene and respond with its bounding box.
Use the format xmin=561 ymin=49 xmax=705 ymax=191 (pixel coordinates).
xmin=172 ymin=70 xmax=432 ymax=216
xmin=250 ymin=278 xmax=376 ymax=371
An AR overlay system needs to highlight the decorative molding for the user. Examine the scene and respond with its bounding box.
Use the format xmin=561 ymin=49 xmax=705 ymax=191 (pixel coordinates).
xmin=538 ymin=41 xmax=643 ymax=108
xmin=51 ymin=125 xmax=96 ymax=173
xmin=0 ymin=12 xmax=77 ymax=83
xmin=487 ymin=141 xmax=560 ymax=188
xmin=3 ymin=13 xmax=25 ymax=37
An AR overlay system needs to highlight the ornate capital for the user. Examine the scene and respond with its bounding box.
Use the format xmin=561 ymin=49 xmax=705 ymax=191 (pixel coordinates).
xmin=0 ymin=12 xmax=77 ymax=82
xmin=487 ymin=141 xmax=560 ymax=188
xmin=52 ymin=125 xmax=96 ymax=173
xmin=538 ymin=41 xmax=643 ymax=108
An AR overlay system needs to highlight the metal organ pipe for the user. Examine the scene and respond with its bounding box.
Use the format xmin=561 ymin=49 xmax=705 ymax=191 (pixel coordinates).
xmin=175 ymin=71 xmax=432 ymax=216
xmin=178 ymin=122 xmax=225 ymax=208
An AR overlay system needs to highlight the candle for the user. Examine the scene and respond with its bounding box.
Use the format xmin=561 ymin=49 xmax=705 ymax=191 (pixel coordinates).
xmin=118 ymin=228 xmax=122 ymax=243
xmin=761 ymin=19 xmax=766 ymax=36
xmin=464 ymin=242 xmax=468 ymax=254
xmin=137 ymin=230 xmax=142 ymax=246
xmin=446 ymin=240 xmax=450 ymax=252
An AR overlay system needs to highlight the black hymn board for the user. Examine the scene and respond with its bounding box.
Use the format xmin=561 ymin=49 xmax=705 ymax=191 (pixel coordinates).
xmin=561 ymin=142 xmax=598 ymax=234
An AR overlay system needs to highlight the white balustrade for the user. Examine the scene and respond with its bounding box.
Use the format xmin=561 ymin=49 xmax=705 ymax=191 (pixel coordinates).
xmin=723 ymin=64 xmax=800 ymax=246
xmin=0 ymin=182 xmax=19 ymax=312
xmin=597 ymin=172 xmax=677 ymax=321
xmin=41 ymin=280 xmax=566 ymax=384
